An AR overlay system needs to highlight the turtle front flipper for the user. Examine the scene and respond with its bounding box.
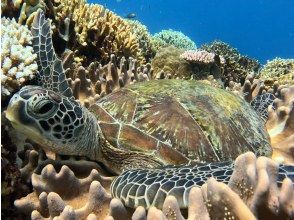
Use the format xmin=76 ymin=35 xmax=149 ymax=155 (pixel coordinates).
xmin=250 ymin=93 xmax=275 ymax=120
xmin=31 ymin=9 xmax=73 ymax=99
xmin=111 ymin=161 xmax=294 ymax=209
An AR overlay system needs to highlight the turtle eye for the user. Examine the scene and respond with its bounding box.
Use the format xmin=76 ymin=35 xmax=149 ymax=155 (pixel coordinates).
xmin=34 ymin=100 xmax=56 ymax=116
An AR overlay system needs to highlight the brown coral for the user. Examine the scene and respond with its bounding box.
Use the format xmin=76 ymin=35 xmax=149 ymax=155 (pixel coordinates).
xmin=267 ymin=86 xmax=294 ymax=164
xmin=1 ymin=0 xmax=46 ymax=25
xmin=15 ymin=164 xmax=113 ymax=219
xmin=13 ymin=152 xmax=294 ymax=220
xmin=63 ymin=51 xmax=151 ymax=107
xmin=52 ymin=0 xmax=144 ymax=64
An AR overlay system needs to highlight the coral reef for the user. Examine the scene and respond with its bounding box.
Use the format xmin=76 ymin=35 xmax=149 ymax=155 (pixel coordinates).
xmin=152 ymin=29 xmax=196 ymax=50
xmin=1 ymin=0 xmax=46 ymax=25
xmin=151 ymin=46 xmax=194 ymax=79
xmin=1 ymin=17 xmax=38 ymax=102
xmin=62 ymin=51 xmax=151 ymax=107
xmin=228 ymin=75 xmax=294 ymax=164
xmin=201 ymin=40 xmax=260 ymax=86
xmin=15 ymin=164 xmax=113 ymax=219
xmin=260 ymin=58 xmax=294 ymax=86
xmin=180 ymin=50 xmax=225 ymax=80
xmin=13 ymin=152 xmax=294 ymax=219
xmin=267 ymin=86 xmax=294 ymax=164
xmin=1 ymin=114 xmax=32 ymax=219
xmin=52 ymin=0 xmax=144 ymax=64
xmin=125 ymin=19 xmax=156 ymax=62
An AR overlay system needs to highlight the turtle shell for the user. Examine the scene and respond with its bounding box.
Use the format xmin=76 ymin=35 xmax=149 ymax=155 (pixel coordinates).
xmin=90 ymin=80 xmax=271 ymax=165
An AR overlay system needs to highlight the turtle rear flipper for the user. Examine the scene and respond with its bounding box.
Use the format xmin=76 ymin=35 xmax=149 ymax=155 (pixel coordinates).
xmin=31 ymin=9 xmax=73 ymax=99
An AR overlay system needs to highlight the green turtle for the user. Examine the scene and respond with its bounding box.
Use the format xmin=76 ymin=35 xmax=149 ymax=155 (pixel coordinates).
xmin=6 ymin=10 xmax=293 ymax=209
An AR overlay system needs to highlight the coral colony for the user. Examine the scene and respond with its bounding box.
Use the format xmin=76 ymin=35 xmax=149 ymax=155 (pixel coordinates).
xmin=1 ymin=0 xmax=294 ymax=219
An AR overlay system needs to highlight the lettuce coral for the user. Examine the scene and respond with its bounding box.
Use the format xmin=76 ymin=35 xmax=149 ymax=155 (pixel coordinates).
xmin=1 ymin=17 xmax=38 ymax=101
xmin=152 ymin=29 xmax=197 ymax=50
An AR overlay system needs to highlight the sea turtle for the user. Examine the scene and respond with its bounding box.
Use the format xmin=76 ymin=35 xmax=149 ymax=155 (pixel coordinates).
xmin=6 ymin=10 xmax=293 ymax=209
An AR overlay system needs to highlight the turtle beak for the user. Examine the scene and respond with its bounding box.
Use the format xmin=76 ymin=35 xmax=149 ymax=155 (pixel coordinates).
xmin=6 ymin=93 xmax=23 ymax=124
xmin=6 ymin=92 xmax=35 ymax=130
xmin=6 ymin=93 xmax=47 ymax=146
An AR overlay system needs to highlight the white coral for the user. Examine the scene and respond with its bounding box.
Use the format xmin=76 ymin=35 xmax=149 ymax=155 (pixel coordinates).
xmin=1 ymin=17 xmax=38 ymax=99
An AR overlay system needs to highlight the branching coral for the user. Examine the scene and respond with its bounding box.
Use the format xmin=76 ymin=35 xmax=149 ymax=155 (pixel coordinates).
xmin=201 ymin=40 xmax=260 ymax=86
xmin=1 ymin=17 xmax=38 ymax=101
xmin=62 ymin=51 xmax=151 ymax=107
xmin=1 ymin=0 xmax=46 ymax=25
xmin=52 ymin=0 xmax=144 ymax=64
xmin=260 ymin=58 xmax=294 ymax=86
xmin=125 ymin=19 xmax=156 ymax=62
xmin=152 ymin=29 xmax=196 ymax=51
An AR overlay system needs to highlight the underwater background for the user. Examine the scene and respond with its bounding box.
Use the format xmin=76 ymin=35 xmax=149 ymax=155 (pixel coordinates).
xmin=1 ymin=0 xmax=294 ymax=219
xmin=92 ymin=0 xmax=294 ymax=63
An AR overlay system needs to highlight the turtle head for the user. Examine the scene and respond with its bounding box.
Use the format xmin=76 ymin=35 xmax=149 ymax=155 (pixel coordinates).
xmin=6 ymin=86 xmax=89 ymax=155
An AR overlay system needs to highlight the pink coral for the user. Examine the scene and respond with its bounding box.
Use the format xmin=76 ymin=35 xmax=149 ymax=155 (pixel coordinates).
xmin=180 ymin=50 xmax=225 ymax=65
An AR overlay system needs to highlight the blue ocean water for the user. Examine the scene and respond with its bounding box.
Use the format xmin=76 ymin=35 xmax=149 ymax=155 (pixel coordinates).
xmin=90 ymin=0 xmax=294 ymax=64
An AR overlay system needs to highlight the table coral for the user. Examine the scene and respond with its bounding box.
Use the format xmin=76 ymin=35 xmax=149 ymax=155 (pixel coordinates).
xmin=152 ymin=29 xmax=197 ymax=51
xmin=52 ymin=0 xmax=144 ymax=64
xmin=1 ymin=17 xmax=38 ymax=101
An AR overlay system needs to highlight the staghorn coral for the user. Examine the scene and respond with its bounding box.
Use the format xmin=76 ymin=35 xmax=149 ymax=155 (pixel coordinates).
xmin=52 ymin=0 xmax=144 ymax=64
xmin=14 ymin=152 xmax=294 ymax=219
xmin=201 ymin=40 xmax=260 ymax=86
xmin=152 ymin=29 xmax=197 ymax=51
xmin=151 ymin=46 xmax=194 ymax=80
xmin=125 ymin=19 xmax=156 ymax=62
xmin=1 ymin=0 xmax=46 ymax=25
xmin=260 ymin=58 xmax=294 ymax=86
xmin=1 ymin=17 xmax=38 ymax=102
